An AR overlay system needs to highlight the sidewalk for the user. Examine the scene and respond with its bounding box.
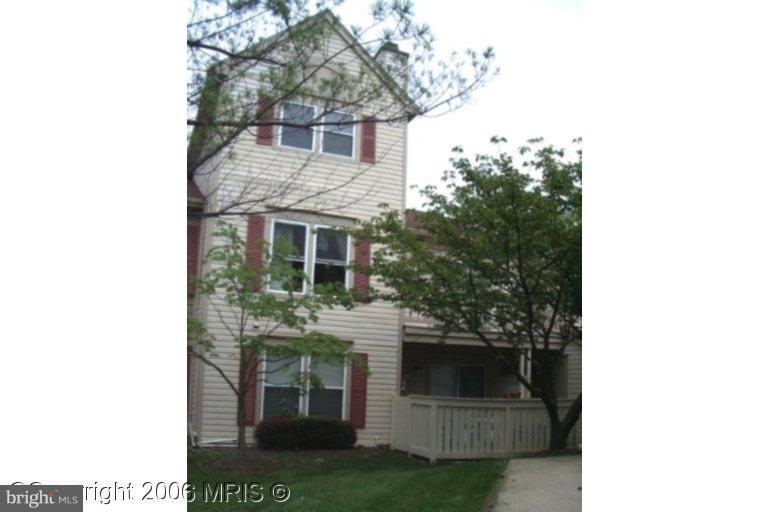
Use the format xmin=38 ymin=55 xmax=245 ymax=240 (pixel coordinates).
xmin=491 ymin=455 xmax=582 ymax=512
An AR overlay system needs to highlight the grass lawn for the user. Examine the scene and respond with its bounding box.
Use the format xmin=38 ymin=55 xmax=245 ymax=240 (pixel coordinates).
xmin=188 ymin=446 xmax=506 ymax=511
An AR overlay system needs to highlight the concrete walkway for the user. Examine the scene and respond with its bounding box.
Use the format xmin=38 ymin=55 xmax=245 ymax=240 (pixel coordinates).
xmin=491 ymin=455 xmax=581 ymax=512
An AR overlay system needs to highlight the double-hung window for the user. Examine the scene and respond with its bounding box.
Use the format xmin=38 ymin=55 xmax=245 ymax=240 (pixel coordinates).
xmin=261 ymin=354 xmax=346 ymax=420
xmin=268 ymin=221 xmax=350 ymax=293
xmin=279 ymin=102 xmax=316 ymax=151
xmin=321 ymin=111 xmax=354 ymax=158
xmin=269 ymin=221 xmax=308 ymax=293
xmin=312 ymin=227 xmax=349 ymax=288
xmin=262 ymin=354 xmax=302 ymax=420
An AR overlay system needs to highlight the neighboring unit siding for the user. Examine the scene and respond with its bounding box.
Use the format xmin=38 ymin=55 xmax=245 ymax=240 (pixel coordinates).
xmin=564 ymin=342 xmax=582 ymax=399
xmin=196 ymin=29 xmax=407 ymax=446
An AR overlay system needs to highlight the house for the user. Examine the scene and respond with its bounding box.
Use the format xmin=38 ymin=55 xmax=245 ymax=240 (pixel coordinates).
xmin=187 ymin=11 xmax=581 ymax=448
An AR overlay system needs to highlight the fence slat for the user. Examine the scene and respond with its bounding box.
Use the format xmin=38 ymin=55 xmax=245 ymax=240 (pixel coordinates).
xmin=393 ymin=395 xmax=580 ymax=461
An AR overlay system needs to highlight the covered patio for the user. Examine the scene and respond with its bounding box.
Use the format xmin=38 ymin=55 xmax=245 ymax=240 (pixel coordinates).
xmin=400 ymin=341 xmax=570 ymax=400
xmin=394 ymin=322 xmax=580 ymax=461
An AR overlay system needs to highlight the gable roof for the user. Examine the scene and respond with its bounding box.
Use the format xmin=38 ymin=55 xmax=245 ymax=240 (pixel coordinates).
xmin=253 ymin=9 xmax=418 ymax=114
xmin=188 ymin=10 xmax=418 ymax=174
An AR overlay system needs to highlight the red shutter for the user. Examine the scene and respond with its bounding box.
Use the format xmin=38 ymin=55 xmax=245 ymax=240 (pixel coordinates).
xmin=349 ymin=352 xmax=368 ymax=429
xmin=353 ymin=237 xmax=371 ymax=301
xmin=361 ymin=116 xmax=376 ymax=163
xmin=187 ymin=219 xmax=201 ymax=296
xmin=246 ymin=214 xmax=266 ymax=291
xmin=240 ymin=348 xmax=259 ymax=426
xmin=256 ymin=97 xmax=274 ymax=146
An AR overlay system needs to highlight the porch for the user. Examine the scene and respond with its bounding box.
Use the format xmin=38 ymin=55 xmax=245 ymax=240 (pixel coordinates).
xmin=400 ymin=341 xmax=571 ymax=400
xmin=391 ymin=394 xmax=581 ymax=462
xmin=395 ymin=338 xmax=580 ymax=462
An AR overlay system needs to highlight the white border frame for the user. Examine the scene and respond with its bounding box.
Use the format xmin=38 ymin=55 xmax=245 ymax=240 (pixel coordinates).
xmin=310 ymin=224 xmax=352 ymax=291
xmin=319 ymin=110 xmax=356 ymax=160
xmin=267 ymin=218 xmax=311 ymax=295
xmin=277 ymin=100 xmax=317 ymax=153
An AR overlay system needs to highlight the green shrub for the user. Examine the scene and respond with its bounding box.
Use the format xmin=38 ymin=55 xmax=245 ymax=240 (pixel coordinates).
xmin=256 ymin=416 xmax=357 ymax=450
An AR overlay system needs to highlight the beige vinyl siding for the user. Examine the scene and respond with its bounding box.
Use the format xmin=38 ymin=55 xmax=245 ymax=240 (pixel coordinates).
xmin=564 ymin=342 xmax=582 ymax=399
xmin=196 ymin=29 xmax=407 ymax=446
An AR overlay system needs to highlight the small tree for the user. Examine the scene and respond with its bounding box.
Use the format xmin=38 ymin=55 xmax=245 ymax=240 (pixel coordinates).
xmin=188 ymin=221 xmax=361 ymax=449
xmin=361 ymin=137 xmax=582 ymax=451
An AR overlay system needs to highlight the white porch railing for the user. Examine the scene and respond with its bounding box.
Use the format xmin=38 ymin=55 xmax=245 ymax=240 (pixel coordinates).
xmin=391 ymin=395 xmax=581 ymax=462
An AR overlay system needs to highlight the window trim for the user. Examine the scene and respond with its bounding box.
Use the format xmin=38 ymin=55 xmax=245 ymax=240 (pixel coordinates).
xmin=277 ymin=101 xmax=317 ymax=152
xmin=267 ymin=218 xmax=310 ymax=294
xmin=305 ymin=356 xmax=348 ymax=420
xmin=310 ymin=224 xmax=352 ymax=290
xmin=319 ymin=110 xmax=356 ymax=159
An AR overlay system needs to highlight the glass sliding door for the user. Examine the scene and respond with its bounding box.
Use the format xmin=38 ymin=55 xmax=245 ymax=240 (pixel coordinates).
xmin=458 ymin=366 xmax=485 ymax=398
xmin=429 ymin=363 xmax=457 ymax=397
xmin=428 ymin=363 xmax=486 ymax=398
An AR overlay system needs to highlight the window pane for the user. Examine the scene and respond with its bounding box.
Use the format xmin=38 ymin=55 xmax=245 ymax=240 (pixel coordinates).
xmin=280 ymin=102 xmax=314 ymax=150
xmin=429 ymin=363 xmax=456 ymax=397
xmin=263 ymin=387 xmax=300 ymax=419
xmin=270 ymin=260 xmax=305 ymax=292
xmin=316 ymin=228 xmax=347 ymax=262
xmin=313 ymin=263 xmax=346 ymax=286
xmin=265 ymin=355 xmax=301 ymax=386
xmin=322 ymin=132 xmax=353 ymax=157
xmin=308 ymin=389 xmax=343 ymax=418
xmin=311 ymin=360 xmax=344 ymax=388
xmin=324 ymin=112 xmax=353 ymax=135
xmin=274 ymin=222 xmax=306 ymax=257
xmin=458 ymin=367 xmax=485 ymax=398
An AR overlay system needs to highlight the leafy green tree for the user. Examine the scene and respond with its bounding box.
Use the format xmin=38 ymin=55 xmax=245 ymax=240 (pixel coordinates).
xmin=188 ymin=221 xmax=362 ymax=449
xmin=187 ymin=0 xmax=497 ymax=218
xmin=360 ymin=137 xmax=582 ymax=451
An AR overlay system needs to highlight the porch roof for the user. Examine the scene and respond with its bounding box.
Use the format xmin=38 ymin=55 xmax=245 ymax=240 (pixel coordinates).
xmin=403 ymin=324 xmax=570 ymax=349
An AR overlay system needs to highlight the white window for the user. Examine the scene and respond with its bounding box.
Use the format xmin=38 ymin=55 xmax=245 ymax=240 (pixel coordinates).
xmin=260 ymin=354 xmax=346 ymax=421
xmin=279 ymin=102 xmax=316 ymax=151
xmin=307 ymin=358 xmax=346 ymax=419
xmin=268 ymin=220 xmax=309 ymax=293
xmin=321 ymin=111 xmax=355 ymax=157
xmin=262 ymin=354 xmax=302 ymax=420
xmin=312 ymin=226 xmax=350 ymax=288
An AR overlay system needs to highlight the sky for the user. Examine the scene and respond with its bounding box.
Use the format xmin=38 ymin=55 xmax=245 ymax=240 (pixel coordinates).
xmin=335 ymin=0 xmax=582 ymax=208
